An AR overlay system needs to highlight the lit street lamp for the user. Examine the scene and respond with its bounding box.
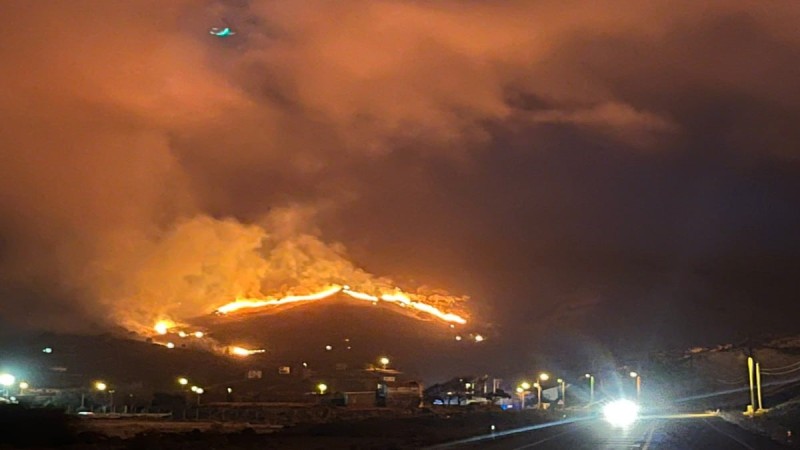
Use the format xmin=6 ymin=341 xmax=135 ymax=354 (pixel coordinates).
xmin=533 ymin=382 xmax=543 ymax=409
xmin=515 ymin=386 xmax=526 ymax=409
xmin=535 ymin=373 xmax=549 ymax=409
xmin=178 ymin=377 xmax=189 ymax=387
xmin=379 ymin=357 xmax=390 ymax=369
xmin=19 ymin=381 xmax=29 ymax=395
xmin=190 ymin=386 xmax=204 ymax=406
xmin=94 ymin=381 xmax=111 ymax=412
xmin=539 ymin=373 xmax=550 ymax=382
xmin=317 ymin=383 xmax=328 ymax=395
xmin=629 ymin=372 xmax=641 ymax=400
xmin=585 ymin=374 xmax=595 ymax=404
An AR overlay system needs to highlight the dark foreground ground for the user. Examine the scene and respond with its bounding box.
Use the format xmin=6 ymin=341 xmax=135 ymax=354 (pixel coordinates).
xmin=0 ymin=407 xmax=794 ymax=449
xmin=0 ymin=407 xmax=568 ymax=449
xmin=434 ymin=415 xmax=790 ymax=449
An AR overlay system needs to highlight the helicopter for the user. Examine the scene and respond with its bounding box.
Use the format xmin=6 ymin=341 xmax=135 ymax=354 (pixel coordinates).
xmin=209 ymin=18 xmax=236 ymax=37
xmin=209 ymin=26 xmax=236 ymax=37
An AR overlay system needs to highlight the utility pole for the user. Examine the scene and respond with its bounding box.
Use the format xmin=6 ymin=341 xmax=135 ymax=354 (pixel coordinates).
xmin=756 ymin=362 xmax=763 ymax=412
xmin=747 ymin=356 xmax=755 ymax=415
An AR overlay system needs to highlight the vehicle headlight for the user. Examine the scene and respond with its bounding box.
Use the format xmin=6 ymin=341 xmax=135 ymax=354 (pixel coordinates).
xmin=602 ymin=399 xmax=639 ymax=427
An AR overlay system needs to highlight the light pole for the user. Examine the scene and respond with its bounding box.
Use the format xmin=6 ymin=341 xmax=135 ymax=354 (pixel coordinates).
xmin=537 ymin=373 xmax=549 ymax=409
xmin=629 ymin=372 xmax=641 ymax=400
xmin=747 ymin=357 xmax=755 ymax=415
xmin=190 ymin=386 xmax=204 ymax=405
xmin=94 ymin=381 xmax=108 ymax=412
xmin=557 ymin=379 xmax=566 ymax=407
xmin=585 ymin=374 xmax=595 ymax=404
xmin=518 ymin=382 xmax=531 ymax=409
xmin=190 ymin=386 xmax=203 ymax=419
xmin=755 ymin=362 xmax=763 ymax=412
xmin=108 ymin=389 xmax=116 ymax=412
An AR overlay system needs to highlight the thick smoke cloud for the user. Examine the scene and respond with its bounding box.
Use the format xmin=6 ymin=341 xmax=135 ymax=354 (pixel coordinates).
xmin=1 ymin=0 xmax=800 ymax=357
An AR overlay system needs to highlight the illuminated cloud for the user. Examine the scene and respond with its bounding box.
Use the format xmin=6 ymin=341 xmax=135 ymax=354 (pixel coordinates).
xmin=0 ymin=0 xmax=799 ymax=353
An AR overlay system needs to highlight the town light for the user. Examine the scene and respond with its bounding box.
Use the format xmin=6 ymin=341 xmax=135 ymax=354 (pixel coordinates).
xmin=539 ymin=373 xmax=550 ymax=381
xmin=94 ymin=381 xmax=107 ymax=391
xmin=520 ymin=382 xmax=531 ymax=390
xmin=19 ymin=381 xmax=29 ymax=390
xmin=629 ymin=371 xmax=638 ymax=378
xmin=154 ymin=321 xmax=170 ymax=335
xmin=379 ymin=357 xmax=390 ymax=368
xmin=178 ymin=377 xmax=188 ymax=386
xmin=317 ymin=383 xmax=328 ymax=394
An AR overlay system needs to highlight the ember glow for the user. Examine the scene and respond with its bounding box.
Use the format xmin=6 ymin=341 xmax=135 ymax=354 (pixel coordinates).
xmin=214 ymin=285 xmax=468 ymax=325
xmin=229 ymin=346 xmax=266 ymax=357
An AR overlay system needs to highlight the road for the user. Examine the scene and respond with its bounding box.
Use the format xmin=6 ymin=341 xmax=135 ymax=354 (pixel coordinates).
xmin=430 ymin=414 xmax=787 ymax=449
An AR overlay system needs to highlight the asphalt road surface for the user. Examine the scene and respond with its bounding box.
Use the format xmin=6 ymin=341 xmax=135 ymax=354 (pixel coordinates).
xmin=432 ymin=415 xmax=787 ymax=449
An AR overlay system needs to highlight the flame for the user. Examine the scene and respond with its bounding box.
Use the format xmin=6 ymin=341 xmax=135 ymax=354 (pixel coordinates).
xmin=229 ymin=346 xmax=266 ymax=357
xmin=215 ymin=285 xmax=467 ymax=324
xmin=215 ymin=286 xmax=343 ymax=314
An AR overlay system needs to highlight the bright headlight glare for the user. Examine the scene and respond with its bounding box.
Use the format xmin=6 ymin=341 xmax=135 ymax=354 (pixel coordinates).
xmin=603 ymin=399 xmax=639 ymax=427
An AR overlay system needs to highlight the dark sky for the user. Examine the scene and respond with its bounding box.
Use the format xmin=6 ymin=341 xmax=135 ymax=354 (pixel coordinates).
xmin=1 ymin=1 xmax=800 ymax=364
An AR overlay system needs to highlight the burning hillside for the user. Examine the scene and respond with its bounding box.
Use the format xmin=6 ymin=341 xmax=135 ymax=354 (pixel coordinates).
xmin=84 ymin=211 xmax=469 ymax=341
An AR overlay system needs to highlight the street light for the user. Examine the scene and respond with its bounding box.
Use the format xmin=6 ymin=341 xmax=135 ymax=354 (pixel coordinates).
xmin=629 ymin=372 xmax=641 ymax=400
xmin=557 ymin=379 xmax=566 ymax=407
xmin=379 ymin=357 xmax=390 ymax=369
xmin=178 ymin=377 xmax=188 ymax=386
xmin=516 ymin=382 xmax=531 ymax=409
xmin=94 ymin=381 xmax=110 ymax=412
xmin=190 ymin=386 xmax=204 ymax=406
xmin=19 ymin=381 xmax=29 ymax=395
xmin=533 ymin=382 xmax=543 ymax=409
xmin=317 ymin=383 xmax=328 ymax=395
xmin=539 ymin=373 xmax=550 ymax=382
xmin=585 ymin=374 xmax=595 ymax=404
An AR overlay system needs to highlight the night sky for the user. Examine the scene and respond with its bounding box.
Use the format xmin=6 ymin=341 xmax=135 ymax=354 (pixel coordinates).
xmin=1 ymin=1 xmax=800 ymax=368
